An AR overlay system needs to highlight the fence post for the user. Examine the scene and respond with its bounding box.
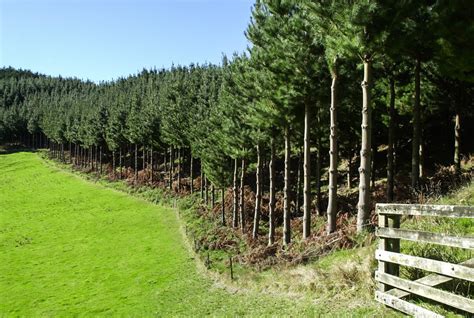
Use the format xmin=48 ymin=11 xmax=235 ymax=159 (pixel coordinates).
xmin=387 ymin=215 xmax=400 ymax=276
xmin=377 ymin=206 xmax=401 ymax=292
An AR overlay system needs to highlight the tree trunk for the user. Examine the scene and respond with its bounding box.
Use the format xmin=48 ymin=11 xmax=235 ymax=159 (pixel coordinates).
xmin=419 ymin=131 xmax=424 ymax=180
xmin=61 ymin=143 xmax=64 ymax=162
xmin=347 ymin=154 xmax=352 ymax=188
xmin=112 ymin=150 xmax=116 ymax=178
xmin=454 ymin=112 xmax=461 ymax=172
xmin=119 ymin=148 xmax=123 ymax=179
xmin=200 ymin=168 xmax=204 ymax=199
xmin=252 ymin=144 xmax=262 ymax=239
xmin=316 ymin=111 xmax=323 ymax=216
xmin=303 ymin=100 xmax=312 ymax=238
xmin=371 ymin=137 xmax=376 ymax=189
xmin=150 ymin=147 xmax=154 ymax=183
xmin=221 ymin=188 xmax=226 ymax=226
xmin=134 ymin=144 xmax=138 ymax=182
xmin=268 ymin=136 xmax=276 ymax=245
xmin=94 ymin=145 xmax=98 ymax=171
xmin=169 ymin=146 xmax=173 ymax=190
xmin=204 ymin=175 xmax=208 ymax=205
xmin=387 ymin=76 xmax=395 ymax=202
xmin=163 ymin=149 xmax=167 ymax=173
xmin=283 ymin=126 xmax=291 ymax=245
xmin=232 ymin=158 xmax=239 ymax=228
xmin=177 ymin=148 xmax=181 ymax=191
xmin=211 ymin=184 xmax=215 ymax=209
xmin=99 ymin=146 xmax=102 ymax=175
xmin=357 ymin=59 xmax=373 ymax=233
xmin=239 ymin=158 xmax=246 ymax=233
xmin=190 ymin=156 xmax=193 ymax=193
xmin=327 ymin=69 xmax=338 ymax=234
xmin=143 ymin=147 xmax=146 ymax=175
xmin=296 ymin=149 xmax=302 ymax=214
xmin=411 ymin=59 xmax=421 ymax=188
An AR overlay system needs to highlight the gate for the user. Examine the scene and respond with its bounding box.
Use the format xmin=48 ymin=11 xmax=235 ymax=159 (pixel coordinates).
xmin=374 ymin=203 xmax=474 ymax=317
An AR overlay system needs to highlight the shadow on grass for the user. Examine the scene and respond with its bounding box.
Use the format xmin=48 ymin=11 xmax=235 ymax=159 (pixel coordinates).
xmin=0 ymin=144 xmax=38 ymax=155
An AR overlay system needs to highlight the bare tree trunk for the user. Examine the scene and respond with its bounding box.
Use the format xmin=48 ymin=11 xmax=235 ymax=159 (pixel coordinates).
xmin=205 ymin=175 xmax=208 ymax=205
xmin=411 ymin=58 xmax=421 ymax=188
xmin=303 ymin=100 xmax=312 ymax=238
xmin=387 ymin=76 xmax=395 ymax=202
xmin=316 ymin=111 xmax=323 ymax=216
xmin=163 ymin=149 xmax=167 ymax=173
xmin=268 ymin=136 xmax=276 ymax=245
xmin=190 ymin=156 xmax=193 ymax=193
xmin=283 ymin=126 xmax=291 ymax=245
xmin=119 ymin=148 xmax=123 ymax=179
xmin=327 ymin=67 xmax=338 ymax=234
xmin=454 ymin=112 xmax=461 ymax=172
xmin=239 ymin=158 xmax=246 ymax=233
xmin=94 ymin=145 xmax=98 ymax=171
xmin=200 ymin=167 xmax=204 ymax=199
xmin=177 ymin=148 xmax=181 ymax=191
xmin=371 ymin=138 xmax=376 ymax=189
xmin=419 ymin=130 xmax=424 ymax=180
xmin=232 ymin=158 xmax=239 ymax=228
xmin=252 ymin=144 xmax=262 ymax=239
xmin=150 ymin=147 xmax=154 ymax=183
xmin=74 ymin=144 xmax=77 ymax=166
xmin=61 ymin=143 xmax=64 ymax=162
xmin=296 ymin=149 xmax=302 ymax=214
xmin=211 ymin=184 xmax=215 ymax=209
xmin=112 ymin=150 xmax=116 ymax=179
xmin=357 ymin=59 xmax=373 ymax=232
xmin=347 ymin=153 xmax=352 ymax=188
xmin=169 ymin=146 xmax=173 ymax=190
xmin=221 ymin=188 xmax=226 ymax=226
xmin=143 ymin=147 xmax=146 ymax=175
xmin=134 ymin=144 xmax=138 ymax=182
xmin=99 ymin=146 xmax=102 ymax=175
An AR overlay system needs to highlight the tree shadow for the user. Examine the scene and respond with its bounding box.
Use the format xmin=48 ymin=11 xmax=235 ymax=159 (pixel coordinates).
xmin=0 ymin=144 xmax=38 ymax=155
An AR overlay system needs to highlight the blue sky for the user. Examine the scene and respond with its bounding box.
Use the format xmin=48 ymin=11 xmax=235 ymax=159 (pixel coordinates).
xmin=0 ymin=0 xmax=254 ymax=82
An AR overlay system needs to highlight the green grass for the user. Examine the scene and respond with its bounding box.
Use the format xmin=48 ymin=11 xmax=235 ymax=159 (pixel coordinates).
xmin=0 ymin=151 xmax=392 ymax=317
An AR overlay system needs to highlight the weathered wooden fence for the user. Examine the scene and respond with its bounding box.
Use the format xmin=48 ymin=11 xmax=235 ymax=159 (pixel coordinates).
xmin=374 ymin=203 xmax=474 ymax=317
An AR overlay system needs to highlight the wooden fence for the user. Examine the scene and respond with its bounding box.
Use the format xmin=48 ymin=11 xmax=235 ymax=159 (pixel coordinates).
xmin=374 ymin=203 xmax=474 ymax=317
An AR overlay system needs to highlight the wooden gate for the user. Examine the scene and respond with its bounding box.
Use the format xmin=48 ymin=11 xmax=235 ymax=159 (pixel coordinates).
xmin=374 ymin=203 xmax=474 ymax=317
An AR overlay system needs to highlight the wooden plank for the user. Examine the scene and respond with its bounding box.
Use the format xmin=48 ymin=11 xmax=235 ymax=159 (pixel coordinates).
xmin=386 ymin=258 xmax=474 ymax=299
xmin=376 ymin=250 xmax=474 ymax=282
xmin=378 ymin=214 xmax=388 ymax=292
xmin=386 ymin=275 xmax=452 ymax=299
xmin=377 ymin=227 xmax=474 ymax=249
xmin=375 ymin=271 xmax=474 ymax=314
xmin=376 ymin=204 xmax=474 ymax=218
xmin=375 ymin=291 xmax=443 ymax=318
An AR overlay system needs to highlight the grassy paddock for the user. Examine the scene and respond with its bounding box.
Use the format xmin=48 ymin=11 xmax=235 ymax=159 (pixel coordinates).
xmin=0 ymin=151 xmax=395 ymax=316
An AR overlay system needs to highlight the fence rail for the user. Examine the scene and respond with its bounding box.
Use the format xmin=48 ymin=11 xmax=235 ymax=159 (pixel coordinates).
xmin=374 ymin=203 xmax=474 ymax=317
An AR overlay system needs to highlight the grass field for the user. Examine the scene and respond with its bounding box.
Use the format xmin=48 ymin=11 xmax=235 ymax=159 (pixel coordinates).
xmin=1 ymin=151 xmax=395 ymax=316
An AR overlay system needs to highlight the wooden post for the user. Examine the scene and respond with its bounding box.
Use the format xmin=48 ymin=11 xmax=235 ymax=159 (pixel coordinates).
xmin=378 ymin=210 xmax=401 ymax=292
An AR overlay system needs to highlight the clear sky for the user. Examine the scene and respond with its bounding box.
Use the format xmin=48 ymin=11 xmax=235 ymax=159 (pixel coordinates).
xmin=0 ymin=0 xmax=254 ymax=82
